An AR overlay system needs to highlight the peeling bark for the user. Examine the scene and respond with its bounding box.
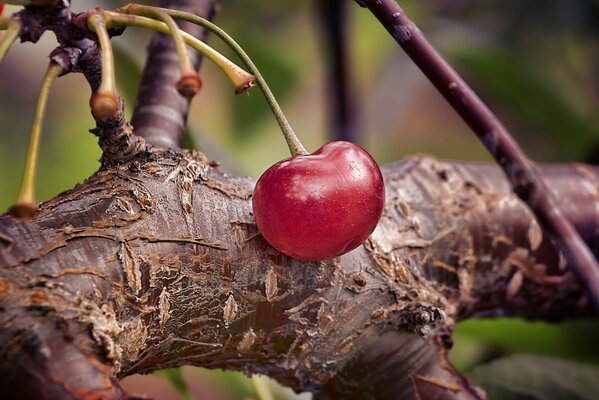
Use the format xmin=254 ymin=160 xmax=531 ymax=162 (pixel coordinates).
xmin=1 ymin=150 xmax=596 ymax=399
xmin=2 ymin=2 xmax=598 ymax=398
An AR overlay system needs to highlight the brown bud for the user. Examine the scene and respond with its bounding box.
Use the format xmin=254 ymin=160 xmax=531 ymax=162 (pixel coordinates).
xmin=90 ymin=91 xmax=119 ymax=120
xmin=176 ymin=74 xmax=203 ymax=99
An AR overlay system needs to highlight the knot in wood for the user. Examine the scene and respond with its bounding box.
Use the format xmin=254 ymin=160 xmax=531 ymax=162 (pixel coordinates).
xmin=399 ymin=305 xmax=444 ymax=337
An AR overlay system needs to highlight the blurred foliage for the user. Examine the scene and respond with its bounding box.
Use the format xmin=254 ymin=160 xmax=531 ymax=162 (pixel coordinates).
xmin=470 ymin=355 xmax=599 ymax=400
xmin=112 ymin=42 xmax=143 ymax=119
xmin=451 ymin=48 xmax=599 ymax=159
xmin=450 ymin=319 xmax=599 ymax=372
xmin=227 ymin=29 xmax=299 ymax=141
xmin=1 ymin=0 xmax=599 ymax=399
xmin=156 ymin=368 xmax=193 ymax=400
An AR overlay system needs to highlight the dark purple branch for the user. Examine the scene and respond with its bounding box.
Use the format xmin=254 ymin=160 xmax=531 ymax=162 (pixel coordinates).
xmin=130 ymin=0 xmax=216 ymax=149
xmin=316 ymin=0 xmax=358 ymax=142
xmin=358 ymin=0 xmax=599 ymax=312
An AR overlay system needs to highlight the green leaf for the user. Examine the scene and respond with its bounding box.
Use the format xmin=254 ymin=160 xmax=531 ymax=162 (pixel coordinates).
xmin=470 ymin=355 xmax=599 ymax=400
xmin=155 ymin=368 xmax=192 ymax=400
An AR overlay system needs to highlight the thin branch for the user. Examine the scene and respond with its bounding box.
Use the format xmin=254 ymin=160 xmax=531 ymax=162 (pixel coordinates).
xmin=130 ymin=0 xmax=217 ymax=150
xmin=358 ymin=0 xmax=599 ymax=313
xmin=316 ymin=0 xmax=357 ymax=142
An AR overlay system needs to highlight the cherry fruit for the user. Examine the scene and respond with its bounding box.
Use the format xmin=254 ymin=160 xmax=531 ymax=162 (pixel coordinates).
xmin=252 ymin=141 xmax=385 ymax=261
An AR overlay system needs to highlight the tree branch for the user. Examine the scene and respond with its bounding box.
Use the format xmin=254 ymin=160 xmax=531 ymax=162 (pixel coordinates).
xmin=3 ymin=2 xmax=599 ymax=399
xmin=130 ymin=0 xmax=217 ymax=150
xmin=357 ymin=0 xmax=599 ymax=313
xmin=1 ymin=151 xmax=596 ymax=398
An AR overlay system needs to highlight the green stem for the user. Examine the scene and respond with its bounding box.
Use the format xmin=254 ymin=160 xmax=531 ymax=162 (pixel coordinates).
xmin=87 ymin=13 xmax=116 ymax=96
xmin=86 ymin=13 xmax=120 ymax=119
xmin=12 ymin=61 xmax=63 ymax=214
xmin=119 ymin=4 xmax=308 ymax=156
xmin=136 ymin=7 xmax=195 ymax=76
xmin=0 ymin=17 xmax=21 ymax=62
xmin=0 ymin=16 xmax=10 ymax=30
xmin=130 ymin=6 xmax=201 ymax=98
xmin=103 ymin=11 xmax=255 ymax=95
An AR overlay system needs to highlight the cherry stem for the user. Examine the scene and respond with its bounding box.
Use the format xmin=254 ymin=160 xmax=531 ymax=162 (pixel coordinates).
xmin=11 ymin=61 xmax=63 ymax=215
xmin=137 ymin=7 xmax=196 ymax=79
xmin=0 ymin=16 xmax=21 ymax=62
xmin=87 ymin=13 xmax=117 ymax=98
xmin=360 ymin=0 xmax=599 ymax=312
xmin=119 ymin=4 xmax=309 ymax=157
xmin=102 ymin=12 xmax=255 ymax=95
xmin=0 ymin=15 xmax=9 ymax=29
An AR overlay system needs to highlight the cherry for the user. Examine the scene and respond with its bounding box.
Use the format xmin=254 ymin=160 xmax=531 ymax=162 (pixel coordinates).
xmin=252 ymin=141 xmax=385 ymax=261
xmin=112 ymin=10 xmax=384 ymax=259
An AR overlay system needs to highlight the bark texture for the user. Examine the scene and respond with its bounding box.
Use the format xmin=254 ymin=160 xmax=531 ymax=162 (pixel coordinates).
xmin=1 ymin=150 xmax=596 ymax=399
xmin=2 ymin=1 xmax=598 ymax=399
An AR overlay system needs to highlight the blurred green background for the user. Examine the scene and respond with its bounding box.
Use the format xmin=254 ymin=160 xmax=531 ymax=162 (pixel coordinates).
xmin=1 ymin=0 xmax=599 ymax=399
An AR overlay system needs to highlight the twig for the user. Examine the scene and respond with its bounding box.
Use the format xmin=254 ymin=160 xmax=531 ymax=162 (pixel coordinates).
xmin=358 ymin=0 xmax=599 ymax=312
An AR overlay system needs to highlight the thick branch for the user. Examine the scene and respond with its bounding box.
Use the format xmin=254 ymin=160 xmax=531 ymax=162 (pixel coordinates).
xmin=358 ymin=0 xmax=599 ymax=312
xmin=0 ymin=312 xmax=138 ymax=399
xmin=4 ymin=2 xmax=598 ymax=399
xmin=1 ymin=152 xmax=596 ymax=399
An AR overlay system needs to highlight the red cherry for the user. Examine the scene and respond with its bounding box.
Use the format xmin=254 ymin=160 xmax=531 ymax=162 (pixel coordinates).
xmin=252 ymin=141 xmax=385 ymax=261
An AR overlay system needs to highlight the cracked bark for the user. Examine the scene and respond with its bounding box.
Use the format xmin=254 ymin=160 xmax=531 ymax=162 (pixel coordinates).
xmin=0 ymin=149 xmax=596 ymax=399
xmin=1 ymin=1 xmax=598 ymax=399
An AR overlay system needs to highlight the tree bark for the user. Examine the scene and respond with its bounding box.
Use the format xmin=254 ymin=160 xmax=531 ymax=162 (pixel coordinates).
xmin=2 ymin=2 xmax=598 ymax=399
xmin=1 ymin=149 xmax=595 ymax=399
